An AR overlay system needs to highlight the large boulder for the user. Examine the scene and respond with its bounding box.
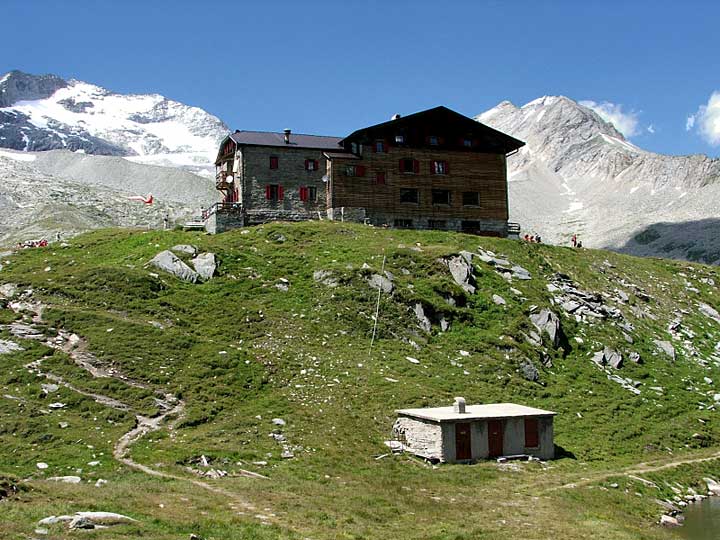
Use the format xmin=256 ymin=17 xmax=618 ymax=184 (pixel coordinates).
xmin=192 ymin=253 xmax=216 ymax=281
xmin=699 ymin=303 xmax=720 ymax=324
xmin=149 ymin=250 xmax=199 ymax=283
xmin=367 ymin=273 xmax=393 ymax=294
xmin=529 ymin=309 xmax=562 ymax=347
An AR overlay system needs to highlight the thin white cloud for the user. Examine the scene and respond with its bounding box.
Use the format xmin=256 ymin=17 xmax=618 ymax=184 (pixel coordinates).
xmin=579 ymin=100 xmax=642 ymax=138
xmin=688 ymin=91 xmax=720 ymax=145
xmin=647 ymin=124 xmax=655 ymax=134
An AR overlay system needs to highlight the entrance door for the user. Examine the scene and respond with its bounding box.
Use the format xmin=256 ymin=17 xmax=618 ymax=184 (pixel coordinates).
xmin=455 ymin=423 xmax=472 ymax=461
xmin=488 ymin=419 xmax=504 ymax=458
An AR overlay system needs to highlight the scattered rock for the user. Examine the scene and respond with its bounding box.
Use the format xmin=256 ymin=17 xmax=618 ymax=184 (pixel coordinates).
xmin=313 ymin=270 xmax=338 ymax=287
xmin=171 ymin=244 xmax=198 ymax=256
xmin=492 ymin=294 xmax=506 ymax=306
xmin=367 ymin=273 xmax=393 ymax=294
xmin=192 ymin=253 xmax=216 ymax=280
xmin=46 ymin=476 xmax=81 ymax=484
xmin=441 ymin=253 xmax=476 ymax=294
xmin=38 ymin=515 xmax=73 ymax=526
xmin=654 ymin=340 xmax=676 ymax=361
xmin=629 ymin=352 xmax=642 ymax=364
xmin=69 ymin=516 xmax=95 ymax=530
xmin=592 ymin=347 xmax=623 ymax=369
xmin=36 ymin=462 xmax=48 ymax=469
xmin=0 ymin=340 xmax=24 ymax=354
xmin=699 ymin=303 xmax=720 ymax=324
xmin=519 ymin=359 xmax=539 ymax=382
xmin=511 ymin=265 xmax=531 ymax=280
xmin=406 ymin=356 xmax=420 ymax=364
xmin=413 ymin=303 xmax=432 ymax=333
xmin=149 ymin=250 xmax=199 ymax=283
xmin=529 ymin=309 xmax=562 ymax=347
xmin=73 ymin=511 xmax=138 ymax=526
xmin=271 ymin=418 xmax=286 ymax=426
xmin=0 ymin=283 xmax=18 ymax=298
xmin=660 ymin=515 xmax=680 ymax=527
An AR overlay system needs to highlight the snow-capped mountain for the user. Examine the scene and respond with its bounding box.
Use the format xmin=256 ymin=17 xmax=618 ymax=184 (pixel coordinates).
xmin=478 ymin=96 xmax=720 ymax=264
xmin=0 ymin=70 xmax=229 ymax=176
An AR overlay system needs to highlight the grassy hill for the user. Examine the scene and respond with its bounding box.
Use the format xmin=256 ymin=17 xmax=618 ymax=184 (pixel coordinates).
xmin=1 ymin=221 xmax=720 ymax=539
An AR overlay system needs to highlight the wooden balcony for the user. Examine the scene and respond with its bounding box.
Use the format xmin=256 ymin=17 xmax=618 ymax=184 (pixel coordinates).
xmin=215 ymin=170 xmax=235 ymax=190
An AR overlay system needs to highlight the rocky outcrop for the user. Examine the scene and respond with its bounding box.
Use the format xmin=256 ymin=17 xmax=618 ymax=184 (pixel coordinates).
xmin=530 ymin=309 xmax=562 ymax=347
xmin=440 ymin=253 xmax=476 ymax=294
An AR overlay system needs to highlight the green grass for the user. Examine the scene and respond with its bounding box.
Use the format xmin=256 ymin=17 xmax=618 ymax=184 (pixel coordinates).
xmin=1 ymin=221 xmax=719 ymax=539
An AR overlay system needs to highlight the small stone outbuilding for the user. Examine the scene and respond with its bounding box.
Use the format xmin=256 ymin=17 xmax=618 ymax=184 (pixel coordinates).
xmin=393 ymin=398 xmax=556 ymax=463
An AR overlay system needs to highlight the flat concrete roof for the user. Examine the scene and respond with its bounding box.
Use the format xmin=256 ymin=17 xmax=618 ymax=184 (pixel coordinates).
xmin=396 ymin=403 xmax=556 ymax=423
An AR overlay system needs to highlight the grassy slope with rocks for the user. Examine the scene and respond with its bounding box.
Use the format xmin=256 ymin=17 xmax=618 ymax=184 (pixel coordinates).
xmin=1 ymin=221 xmax=720 ymax=539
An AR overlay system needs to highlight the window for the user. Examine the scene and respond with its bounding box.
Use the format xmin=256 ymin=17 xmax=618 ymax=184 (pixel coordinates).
xmin=524 ymin=418 xmax=539 ymax=448
xmin=394 ymin=219 xmax=413 ymax=229
xmin=429 ymin=135 xmax=439 ymax=146
xmin=265 ymin=184 xmax=283 ymax=201
xmin=431 ymin=189 xmax=451 ymax=205
xmin=431 ymin=160 xmax=449 ymax=175
xmin=463 ymin=138 xmax=472 ymax=148
xmin=374 ymin=171 xmax=386 ymax=185
xmin=399 ymin=158 xmax=419 ymax=174
xmin=269 ymin=156 xmax=279 ymax=169
xmin=399 ymin=188 xmax=419 ymax=204
xmin=299 ymin=186 xmax=317 ymax=202
xmin=305 ymin=159 xmax=319 ymax=171
xmin=351 ymin=142 xmax=363 ymax=155
xmin=395 ymin=134 xmax=405 ymax=144
xmin=428 ymin=219 xmax=447 ymax=229
xmin=374 ymin=141 xmax=385 ymax=153
xmin=462 ymin=191 xmax=480 ymax=206
xmin=345 ymin=165 xmax=366 ymax=177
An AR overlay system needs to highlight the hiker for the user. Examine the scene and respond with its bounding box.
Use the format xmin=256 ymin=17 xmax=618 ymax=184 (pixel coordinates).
xmin=536 ymin=234 xmax=542 ymax=243
xmin=524 ymin=234 xmax=530 ymax=241
xmin=577 ymin=240 xmax=583 ymax=248
xmin=571 ymin=234 xmax=577 ymax=248
xmin=529 ymin=235 xmax=535 ymax=243
xmin=163 ymin=214 xmax=169 ymax=230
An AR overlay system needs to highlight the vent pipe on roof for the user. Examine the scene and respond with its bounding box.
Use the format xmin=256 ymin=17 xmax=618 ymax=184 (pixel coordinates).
xmin=391 ymin=114 xmax=401 ymax=120
xmin=234 ymin=129 xmax=241 ymax=133
xmin=453 ymin=397 xmax=466 ymax=414
xmin=283 ymin=128 xmax=291 ymax=144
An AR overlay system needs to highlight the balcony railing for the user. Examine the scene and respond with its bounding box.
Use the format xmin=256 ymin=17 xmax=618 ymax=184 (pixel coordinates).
xmin=507 ymin=222 xmax=521 ymax=235
xmin=202 ymin=202 xmax=244 ymax=221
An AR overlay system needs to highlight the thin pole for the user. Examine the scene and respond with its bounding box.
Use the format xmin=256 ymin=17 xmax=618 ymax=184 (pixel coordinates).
xmin=369 ymin=253 xmax=386 ymax=355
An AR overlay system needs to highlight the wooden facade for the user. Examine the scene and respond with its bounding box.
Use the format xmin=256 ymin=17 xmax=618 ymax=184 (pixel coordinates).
xmin=208 ymin=106 xmax=524 ymax=236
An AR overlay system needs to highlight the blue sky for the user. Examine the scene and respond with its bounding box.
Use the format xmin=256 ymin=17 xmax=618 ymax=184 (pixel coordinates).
xmin=3 ymin=0 xmax=719 ymax=157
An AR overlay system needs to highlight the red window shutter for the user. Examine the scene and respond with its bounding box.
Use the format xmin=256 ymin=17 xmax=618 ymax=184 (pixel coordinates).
xmin=299 ymin=187 xmax=306 ymax=201
xmin=399 ymin=159 xmax=404 ymax=173
xmin=265 ymin=185 xmax=271 ymax=199
xmin=384 ymin=139 xmax=389 ymax=152
xmin=357 ymin=165 xmax=366 ymax=177
xmin=376 ymin=172 xmax=385 ymax=185
xmin=445 ymin=161 xmax=450 ymax=174
xmin=270 ymin=156 xmax=278 ymax=169
xmin=430 ymin=161 xmax=436 ymax=175
xmin=278 ymin=185 xmax=284 ymax=200
xmin=314 ymin=160 xmax=319 ymax=171
xmin=413 ymin=159 xmax=419 ymax=174
xmin=304 ymin=159 xmax=309 ymax=170
xmin=524 ymin=418 xmax=539 ymax=447
xmin=372 ymin=142 xmax=377 ymax=153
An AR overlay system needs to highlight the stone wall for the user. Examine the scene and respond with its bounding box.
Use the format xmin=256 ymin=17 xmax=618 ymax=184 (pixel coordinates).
xmin=393 ymin=417 xmax=443 ymax=461
xmin=241 ymin=146 xmax=328 ymax=222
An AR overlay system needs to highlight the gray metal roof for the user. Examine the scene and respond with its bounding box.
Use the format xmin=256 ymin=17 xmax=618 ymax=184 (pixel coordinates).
xmin=229 ymin=130 xmax=342 ymax=150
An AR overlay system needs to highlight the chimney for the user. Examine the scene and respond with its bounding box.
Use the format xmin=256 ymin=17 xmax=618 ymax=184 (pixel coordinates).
xmin=283 ymin=128 xmax=291 ymax=144
xmin=391 ymin=114 xmax=401 ymax=120
xmin=453 ymin=397 xmax=466 ymax=414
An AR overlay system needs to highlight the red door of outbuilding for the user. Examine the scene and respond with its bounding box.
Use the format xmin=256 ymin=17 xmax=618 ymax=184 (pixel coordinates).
xmin=455 ymin=423 xmax=472 ymax=460
xmin=488 ymin=420 xmax=504 ymax=458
